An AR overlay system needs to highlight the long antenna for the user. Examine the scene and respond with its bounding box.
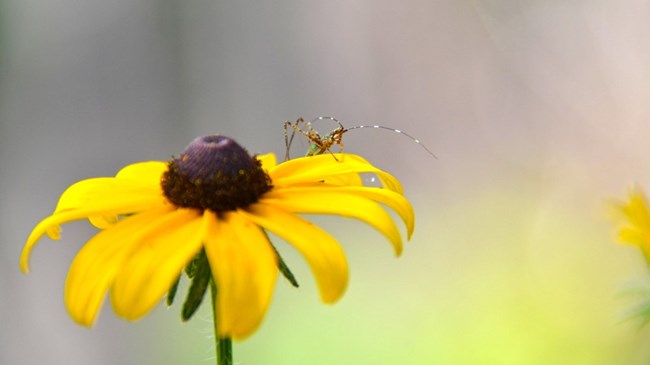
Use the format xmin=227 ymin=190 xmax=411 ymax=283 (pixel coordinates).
xmin=344 ymin=124 xmax=437 ymax=158
xmin=312 ymin=116 xmax=437 ymax=159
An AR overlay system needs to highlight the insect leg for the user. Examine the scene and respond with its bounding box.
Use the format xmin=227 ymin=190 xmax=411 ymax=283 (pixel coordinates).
xmin=284 ymin=119 xmax=298 ymax=161
xmin=284 ymin=118 xmax=311 ymax=160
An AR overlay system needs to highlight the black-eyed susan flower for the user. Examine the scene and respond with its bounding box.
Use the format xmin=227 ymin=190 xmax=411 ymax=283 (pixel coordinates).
xmin=20 ymin=135 xmax=414 ymax=342
xmin=613 ymin=188 xmax=650 ymax=263
xmin=612 ymin=188 xmax=650 ymax=328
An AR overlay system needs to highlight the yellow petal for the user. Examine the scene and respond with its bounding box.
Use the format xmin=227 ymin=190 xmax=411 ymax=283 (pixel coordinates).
xmin=54 ymin=177 xmax=162 ymax=214
xmin=88 ymin=214 xmax=119 ymax=229
xmin=319 ymin=173 xmax=364 ymax=186
xmin=20 ymin=193 xmax=166 ymax=273
xmin=255 ymin=153 xmax=277 ymax=171
xmin=240 ymin=203 xmax=348 ymax=303
xmin=269 ymin=185 xmax=414 ymax=239
xmin=337 ymin=155 xmax=404 ymax=193
xmin=270 ymin=154 xmax=403 ymax=194
xmin=618 ymin=227 xmax=644 ymax=246
xmin=110 ymin=209 xmax=203 ymax=320
xmin=64 ymin=206 xmax=175 ymax=326
xmin=203 ymin=210 xmax=278 ymax=340
xmin=115 ymin=161 xmax=168 ymax=183
xmin=621 ymin=190 xmax=650 ymax=228
xmin=260 ymin=187 xmax=404 ymax=255
xmin=90 ymin=161 xmax=166 ymax=228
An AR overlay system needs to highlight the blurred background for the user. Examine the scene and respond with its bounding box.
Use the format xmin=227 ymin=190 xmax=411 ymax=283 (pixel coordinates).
xmin=2 ymin=1 xmax=650 ymax=364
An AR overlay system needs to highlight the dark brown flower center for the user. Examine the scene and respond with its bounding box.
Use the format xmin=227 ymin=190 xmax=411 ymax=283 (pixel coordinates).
xmin=161 ymin=135 xmax=272 ymax=212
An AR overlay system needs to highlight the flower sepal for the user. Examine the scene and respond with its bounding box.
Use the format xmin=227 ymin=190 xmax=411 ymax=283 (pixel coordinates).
xmin=167 ymin=243 xmax=301 ymax=322
xmin=180 ymin=249 xmax=212 ymax=321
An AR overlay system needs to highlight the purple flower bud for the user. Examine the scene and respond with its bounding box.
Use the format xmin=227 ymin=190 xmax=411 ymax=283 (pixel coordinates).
xmin=175 ymin=135 xmax=257 ymax=181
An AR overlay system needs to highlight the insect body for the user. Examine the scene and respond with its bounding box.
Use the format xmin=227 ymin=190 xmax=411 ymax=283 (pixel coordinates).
xmin=284 ymin=116 xmax=436 ymax=161
xmin=284 ymin=117 xmax=345 ymax=160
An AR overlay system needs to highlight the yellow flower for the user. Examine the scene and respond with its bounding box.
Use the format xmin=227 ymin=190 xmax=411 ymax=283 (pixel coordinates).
xmin=614 ymin=188 xmax=650 ymax=262
xmin=20 ymin=135 xmax=414 ymax=339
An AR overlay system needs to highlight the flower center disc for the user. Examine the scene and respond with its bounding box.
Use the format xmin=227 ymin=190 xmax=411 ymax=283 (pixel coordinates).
xmin=161 ymin=135 xmax=272 ymax=212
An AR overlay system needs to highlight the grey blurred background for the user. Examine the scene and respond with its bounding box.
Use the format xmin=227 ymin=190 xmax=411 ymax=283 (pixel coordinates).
xmin=3 ymin=1 xmax=650 ymax=364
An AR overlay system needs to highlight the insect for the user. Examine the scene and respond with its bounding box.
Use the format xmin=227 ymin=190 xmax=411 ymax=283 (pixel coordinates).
xmin=283 ymin=116 xmax=437 ymax=161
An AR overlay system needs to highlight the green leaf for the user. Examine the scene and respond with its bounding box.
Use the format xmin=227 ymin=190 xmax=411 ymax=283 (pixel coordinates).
xmin=181 ymin=249 xmax=211 ymax=321
xmin=271 ymin=244 xmax=299 ymax=288
xmin=166 ymin=275 xmax=181 ymax=306
xmin=185 ymin=253 xmax=200 ymax=278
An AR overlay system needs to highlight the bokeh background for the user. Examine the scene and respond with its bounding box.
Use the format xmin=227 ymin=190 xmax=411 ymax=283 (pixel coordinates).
xmin=3 ymin=1 xmax=650 ymax=364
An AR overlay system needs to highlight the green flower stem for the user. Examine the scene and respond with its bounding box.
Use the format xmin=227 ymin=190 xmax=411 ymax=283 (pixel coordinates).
xmin=210 ymin=278 xmax=232 ymax=365
xmin=218 ymin=337 xmax=233 ymax=365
